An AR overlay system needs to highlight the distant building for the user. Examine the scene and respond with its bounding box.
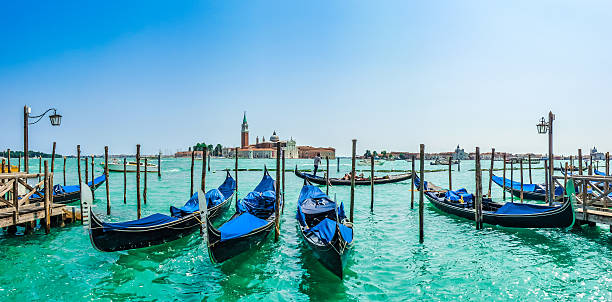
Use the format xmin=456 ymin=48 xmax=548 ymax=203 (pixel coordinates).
xmin=453 ymin=145 xmax=469 ymax=160
xmin=591 ymin=146 xmax=605 ymax=160
xmin=241 ymin=112 xmax=249 ymax=149
xmin=222 ymin=112 xmax=332 ymax=159
xmin=298 ymin=146 xmax=335 ymax=159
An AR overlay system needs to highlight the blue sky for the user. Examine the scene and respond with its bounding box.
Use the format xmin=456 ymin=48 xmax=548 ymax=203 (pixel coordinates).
xmin=2 ymin=1 xmax=611 ymax=156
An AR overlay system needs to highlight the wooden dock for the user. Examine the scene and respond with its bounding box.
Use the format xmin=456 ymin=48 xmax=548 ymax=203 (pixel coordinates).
xmin=0 ymin=168 xmax=73 ymax=233
xmin=554 ymin=174 xmax=612 ymax=227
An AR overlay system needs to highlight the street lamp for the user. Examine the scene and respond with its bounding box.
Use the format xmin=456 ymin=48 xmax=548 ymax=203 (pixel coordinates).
xmin=537 ymin=111 xmax=555 ymax=205
xmin=24 ymin=106 xmax=62 ymax=173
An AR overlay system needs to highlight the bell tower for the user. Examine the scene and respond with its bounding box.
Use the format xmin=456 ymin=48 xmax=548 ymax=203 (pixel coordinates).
xmin=241 ymin=111 xmax=249 ymax=148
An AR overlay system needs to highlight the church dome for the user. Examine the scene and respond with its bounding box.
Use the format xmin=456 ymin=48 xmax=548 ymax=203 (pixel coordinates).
xmin=270 ymin=131 xmax=279 ymax=142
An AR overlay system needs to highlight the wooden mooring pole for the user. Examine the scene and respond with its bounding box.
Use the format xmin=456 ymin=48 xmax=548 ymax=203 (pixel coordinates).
xmin=7 ymin=149 xmax=11 ymax=173
xmin=370 ymin=155 xmax=374 ymax=211
xmin=18 ymin=155 xmax=21 ymax=172
xmin=282 ymin=150 xmax=286 ymax=213
xmin=337 ymin=157 xmax=340 ymax=173
xmin=350 ymin=139 xmax=356 ymax=222
xmin=411 ymin=155 xmax=415 ymax=209
xmin=123 ymin=158 xmax=127 ymax=204
xmin=38 ymin=156 xmax=42 ymax=182
xmin=91 ymin=155 xmax=94 ymax=199
xmin=144 ymin=158 xmax=148 ymax=204
xmin=488 ymin=148 xmax=495 ymax=197
xmin=528 ymin=153 xmax=533 ymax=184
xmin=63 ymin=156 xmax=66 ymax=186
xmin=136 ymin=144 xmax=141 ymax=219
xmin=520 ymin=159 xmax=524 ymax=203
xmin=605 ymin=152 xmax=610 ymax=208
xmin=502 ymin=153 xmax=507 ymax=200
xmin=44 ymin=160 xmax=50 ymax=234
xmin=105 ymin=146 xmax=110 ymax=215
xmin=51 ymin=142 xmax=56 ymax=175
xmin=578 ymin=149 xmax=583 ymax=176
xmin=235 ymin=147 xmax=239 ymax=203
xmin=510 ymin=160 xmax=514 ymax=202
xmin=419 ymin=144 xmax=425 ymax=243
xmin=448 ymin=156 xmax=452 ymax=190
xmin=201 ymin=149 xmax=207 ymax=236
xmin=475 ymin=147 xmax=483 ymax=230
xmin=158 ymin=152 xmax=162 ymax=177
xmin=544 ymin=160 xmax=549 ymax=204
xmin=77 ymin=145 xmax=83 ymax=224
xmin=201 ymin=149 xmax=207 ymax=191
xmin=85 ymin=156 xmax=89 ymax=185
xmin=564 ymin=162 xmax=568 ymax=197
xmin=578 ymin=149 xmax=586 ymax=219
xmin=208 ymin=152 xmax=211 ymax=172
xmin=326 ymin=156 xmax=330 ymax=195
xmin=190 ymin=150 xmax=195 ymax=197
xmin=274 ymin=142 xmax=281 ymax=242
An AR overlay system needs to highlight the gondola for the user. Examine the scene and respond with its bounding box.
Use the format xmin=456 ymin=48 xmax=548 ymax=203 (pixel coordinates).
xmin=294 ymin=167 xmax=411 ymax=186
xmin=491 ymin=174 xmax=564 ymax=201
xmin=86 ymin=171 xmax=235 ymax=252
xmin=296 ymin=180 xmax=353 ymax=278
xmin=29 ymin=174 xmax=106 ymax=204
xmin=413 ymin=175 xmax=574 ymax=228
xmin=204 ymin=168 xmax=282 ymax=263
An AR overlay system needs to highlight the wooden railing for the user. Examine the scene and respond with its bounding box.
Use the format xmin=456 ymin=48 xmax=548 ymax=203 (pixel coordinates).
xmin=0 ymin=171 xmax=54 ymax=232
xmin=553 ymin=174 xmax=612 ymax=213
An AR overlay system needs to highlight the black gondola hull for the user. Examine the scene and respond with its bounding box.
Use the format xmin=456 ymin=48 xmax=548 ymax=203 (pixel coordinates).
xmin=298 ymin=225 xmax=351 ymax=279
xmin=31 ymin=179 xmax=106 ymax=204
xmin=89 ymin=192 xmax=233 ymax=252
xmin=206 ymin=216 xmax=274 ymax=263
xmin=294 ymin=170 xmax=411 ymax=186
xmin=414 ymin=175 xmax=574 ymax=228
xmin=89 ymin=212 xmax=200 ymax=252
xmin=425 ymin=193 xmax=574 ymax=228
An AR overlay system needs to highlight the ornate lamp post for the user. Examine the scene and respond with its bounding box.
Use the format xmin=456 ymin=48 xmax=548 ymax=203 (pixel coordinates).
xmin=537 ymin=111 xmax=555 ymax=205
xmin=24 ymin=106 xmax=62 ymax=173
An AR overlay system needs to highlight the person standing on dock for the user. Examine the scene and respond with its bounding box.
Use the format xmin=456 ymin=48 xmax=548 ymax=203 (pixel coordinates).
xmin=313 ymin=153 xmax=321 ymax=176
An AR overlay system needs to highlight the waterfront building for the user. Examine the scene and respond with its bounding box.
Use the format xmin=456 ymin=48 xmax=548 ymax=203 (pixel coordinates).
xmin=591 ymin=146 xmax=605 ymax=160
xmin=453 ymin=145 xmax=469 ymax=160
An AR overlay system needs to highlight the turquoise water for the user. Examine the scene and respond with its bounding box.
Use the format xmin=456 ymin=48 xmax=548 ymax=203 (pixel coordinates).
xmin=1 ymin=157 xmax=611 ymax=301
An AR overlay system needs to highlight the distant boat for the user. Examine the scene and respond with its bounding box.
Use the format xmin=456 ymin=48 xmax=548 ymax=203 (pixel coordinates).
xmin=358 ymin=159 xmax=384 ymax=166
xmin=430 ymin=158 xmax=459 ymax=165
xmin=0 ymin=157 xmax=18 ymax=173
xmin=294 ymin=167 xmax=411 ymax=185
xmin=413 ymin=175 xmax=574 ymax=228
xmin=505 ymin=158 xmax=541 ymax=164
xmin=102 ymin=159 xmax=159 ymax=173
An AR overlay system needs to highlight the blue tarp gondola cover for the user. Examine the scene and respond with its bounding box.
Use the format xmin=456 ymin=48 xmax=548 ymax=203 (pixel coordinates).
xmin=218 ymin=213 xmax=268 ymax=241
xmin=494 ymin=203 xmax=559 ymax=215
xmin=170 ymin=174 xmax=236 ymax=218
xmin=297 ymin=184 xmax=351 ymax=243
xmin=101 ymin=213 xmax=178 ymax=231
xmin=218 ymin=171 xmax=277 ymax=242
xmin=492 ymin=175 xmax=564 ymax=196
xmin=444 ymin=188 xmax=473 ymax=203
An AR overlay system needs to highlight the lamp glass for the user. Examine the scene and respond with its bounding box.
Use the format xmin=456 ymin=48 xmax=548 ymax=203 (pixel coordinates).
xmin=49 ymin=114 xmax=62 ymax=126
